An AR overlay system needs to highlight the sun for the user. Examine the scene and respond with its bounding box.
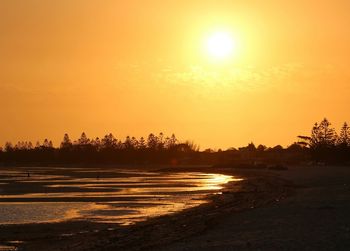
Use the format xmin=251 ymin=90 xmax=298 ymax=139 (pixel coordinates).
xmin=205 ymin=31 xmax=236 ymax=61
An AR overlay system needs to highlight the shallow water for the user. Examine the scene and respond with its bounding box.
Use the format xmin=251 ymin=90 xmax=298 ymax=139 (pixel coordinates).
xmin=0 ymin=167 xmax=238 ymax=225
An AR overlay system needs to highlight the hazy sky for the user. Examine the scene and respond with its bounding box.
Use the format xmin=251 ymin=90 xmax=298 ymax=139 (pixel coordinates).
xmin=1 ymin=0 xmax=350 ymax=149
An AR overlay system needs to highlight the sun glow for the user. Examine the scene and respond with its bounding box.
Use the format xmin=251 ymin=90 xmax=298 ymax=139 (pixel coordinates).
xmin=205 ymin=31 xmax=236 ymax=61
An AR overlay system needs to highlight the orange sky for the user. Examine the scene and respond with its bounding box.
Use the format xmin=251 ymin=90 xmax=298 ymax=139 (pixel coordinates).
xmin=1 ymin=0 xmax=350 ymax=149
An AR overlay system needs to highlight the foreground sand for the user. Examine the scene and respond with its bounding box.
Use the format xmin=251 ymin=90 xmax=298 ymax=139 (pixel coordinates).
xmin=7 ymin=166 xmax=291 ymax=251
xmin=2 ymin=165 xmax=350 ymax=250
xmin=155 ymin=165 xmax=350 ymax=251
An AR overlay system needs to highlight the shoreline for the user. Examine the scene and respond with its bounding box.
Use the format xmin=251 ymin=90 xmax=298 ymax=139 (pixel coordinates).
xmin=4 ymin=167 xmax=294 ymax=251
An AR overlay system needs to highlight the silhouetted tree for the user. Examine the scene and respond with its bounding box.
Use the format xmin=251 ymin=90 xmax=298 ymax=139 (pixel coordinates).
xmin=310 ymin=118 xmax=337 ymax=148
xmin=138 ymin=137 xmax=146 ymax=149
xmin=257 ymin=144 xmax=267 ymax=152
xmin=147 ymin=133 xmax=158 ymax=150
xmin=101 ymin=133 xmax=117 ymax=149
xmin=239 ymin=142 xmax=256 ymax=152
xmin=158 ymin=132 xmax=165 ymax=150
xmin=180 ymin=141 xmax=199 ymax=152
xmin=168 ymin=134 xmax=177 ymax=148
xmin=204 ymin=148 xmax=215 ymax=153
xmin=91 ymin=137 xmax=101 ymax=149
xmin=297 ymin=135 xmax=311 ymax=148
xmin=28 ymin=141 xmax=33 ymax=149
xmin=35 ymin=141 xmax=40 ymax=148
xmin=60 ymin=133 xmax=72 ymax=149
xmin=131 ymin=137 xmax=138 ymax=149
xmin=15 ymin=141 xmax=33 ymax=150
xmin=287 ymin=143 xmax=303 ymax=152
xmin=123 ymin=136 xmax=133 ymax=150
xmin=4 ymin=142 xmax=13 ymax=152
xmin=77 ymin=132 xmax=90 ymax=145
xmin=338 ymin=122 xmax=350 ymax=146
xmin=335 ymin=122 xmax=350 ymax=163
xmin=308 ymin=118 xmax=338 ymax=163
xmin=42 ymin=139 xmax=53 ymax=148
xmin=272 ymin=145 xmax=284 ymax=151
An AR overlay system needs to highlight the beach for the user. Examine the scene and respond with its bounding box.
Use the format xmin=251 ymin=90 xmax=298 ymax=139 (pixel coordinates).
xmin=0 ymin=165 xmax=349 ymax=250
xmin=0 ymin=165 xmax=239 ymax=250
xmin=155 ymin=165 xmax=350 ymax=251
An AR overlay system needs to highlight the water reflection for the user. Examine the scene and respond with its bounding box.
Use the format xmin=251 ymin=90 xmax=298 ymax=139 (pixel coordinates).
xmin=0 ymin=168 xmax=240 ymax=225
xmin=0 ymin=241 xmax=23 ymax=251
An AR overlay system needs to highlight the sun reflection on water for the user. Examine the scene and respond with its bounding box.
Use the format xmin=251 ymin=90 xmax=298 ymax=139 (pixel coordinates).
xmin=0 ymin=168 xmax=241 ymax=226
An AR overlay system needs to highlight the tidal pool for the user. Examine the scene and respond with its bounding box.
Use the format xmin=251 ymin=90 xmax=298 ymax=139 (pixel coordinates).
xmin=0 ymin=167 xmax=239 ymax=225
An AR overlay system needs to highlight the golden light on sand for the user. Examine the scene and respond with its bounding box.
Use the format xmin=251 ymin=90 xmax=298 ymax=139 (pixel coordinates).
xmin=205 ymin=31 xmax=236 ymax=61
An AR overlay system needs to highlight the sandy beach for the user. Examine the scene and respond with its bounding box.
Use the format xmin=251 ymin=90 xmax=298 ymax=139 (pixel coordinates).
xmin=0 ymin=165 xmax=349 ymax=250
xmin=155 ymin=165 xmax=350 ymax=251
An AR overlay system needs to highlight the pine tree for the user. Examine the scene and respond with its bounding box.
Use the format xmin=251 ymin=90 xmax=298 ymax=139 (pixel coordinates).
xmin=310 ymin=118 xmax=337 ymax=148
xmin=101 ymin=133 xmax=117 ymax=149
xmin=78 ymin=132 xmax=90 ymax=145
xmin=338 ymin=122 xmax=350 ymax=146
xmin=158 ymin=132 xmax=164 ymax=149
xmin=147 ymin=133 xmax=158 ymax=150
xmin=310 ymin=123 xmax=320 ymax=147
xmin=131 ymin=137 xmax=139 ymax=149
xmin=60 ymin=133 xmax=72 ymax=149
xmin=91 ymin=137 xmax=101 ymax=149
xmin=124 ymin=136 xmax=133 ymax=149
xmin=4 ymin=142 xmax=13 ymax=152
xmin=167 ymin=134 xmax=177 ymax=149
xmin=43 ymin=139 xmax=50 ymax=148
xmin=138 ymin=137 xmax=146 ymax=149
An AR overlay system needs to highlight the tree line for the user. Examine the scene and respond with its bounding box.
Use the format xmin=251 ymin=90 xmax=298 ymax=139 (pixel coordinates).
xmin=0 ymin=132 xmax=199 ymax=165
xmin=0 ymin=118 xmax=349 ymax=166
xmin=298 ymin=118 xmax=350 ymax=164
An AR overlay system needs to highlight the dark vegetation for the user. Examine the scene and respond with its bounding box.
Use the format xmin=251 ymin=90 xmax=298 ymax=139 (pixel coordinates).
xmin=297 ymin=118 xmax=350 ymax=164
xmin=0 ymin=118 xmax=349 ymax=166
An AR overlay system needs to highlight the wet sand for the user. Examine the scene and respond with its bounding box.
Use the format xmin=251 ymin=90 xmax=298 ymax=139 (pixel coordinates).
xmin=2 ymin=166 xmax=291 ymax=251
xmin=0 ymin=166 xmax=236 ymax=250
xmin=155 ymin=165 xmax=350 ymax=251
xmin=2 ymin=165 xmax=350 ymax=250
xmin=0 ymin=167 xmax=233 ymax=226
